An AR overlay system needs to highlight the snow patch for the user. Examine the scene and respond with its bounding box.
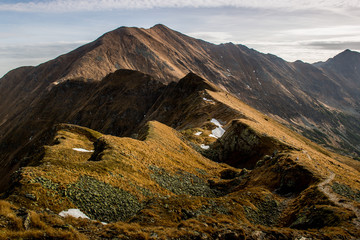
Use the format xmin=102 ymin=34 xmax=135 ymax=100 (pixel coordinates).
xmin=200 ymin=144 xmax=210 ymax=150
xmin=59 ymin=209 xmax=90 ymax=219
xmin=209 ymin=118 xmax=225 ymax=139
xmin=203 ymin=97 xmax=215 ymax=103
xmin=194 ymin=131 xmax=202 ymax=136
xmin=72 ymin=148 xmax=94 ymax=153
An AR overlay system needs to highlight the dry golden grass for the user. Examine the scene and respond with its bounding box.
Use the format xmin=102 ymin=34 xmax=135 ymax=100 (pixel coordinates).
xmin=207 ymin=89 xmax=360 ymax=189
xmin=10 ymin=121 xmax=224 ymax=214
xmin=2 ymin=79 xmax=359 ymax=239
xmin=0 ymin=201 xmax=23 ymax=231
xmin=0 ymin=201 xmax=88 ymax=240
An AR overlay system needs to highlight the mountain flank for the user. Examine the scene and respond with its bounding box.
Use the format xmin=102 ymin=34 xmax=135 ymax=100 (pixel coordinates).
xmin=0 ymin=25 xmax=359 ymax=239
xmin=1 ymin=25 xmax=359 ymax=159
xmin=1 ymin=71 xmax=360 ymax=239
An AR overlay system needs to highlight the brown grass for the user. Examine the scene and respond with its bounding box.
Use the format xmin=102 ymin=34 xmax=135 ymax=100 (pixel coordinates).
xmin=207 ymin=89 xmax=360 ymax=190
xmin=8 ymin=121 xmax=225 ymax=214
xmin=2 ymin=84 xmax=359 ymax=239
xmin=0 ymin=200 xmax=23 ymax=231
xmin=0 ymin=201 xmax=88 ymax=239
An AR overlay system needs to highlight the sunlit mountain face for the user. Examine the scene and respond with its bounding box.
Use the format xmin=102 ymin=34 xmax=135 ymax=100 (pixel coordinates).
xmin=0 ymin=25 xmax=359 ymax=239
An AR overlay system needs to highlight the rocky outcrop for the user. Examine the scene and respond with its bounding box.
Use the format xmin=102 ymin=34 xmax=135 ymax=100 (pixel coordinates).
xmin=205 ymin=119 xmax=294 ymax=169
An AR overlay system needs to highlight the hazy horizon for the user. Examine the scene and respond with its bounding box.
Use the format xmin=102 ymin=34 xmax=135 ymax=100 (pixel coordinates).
xmin=1 ymin=0 xmax=360 ymax=77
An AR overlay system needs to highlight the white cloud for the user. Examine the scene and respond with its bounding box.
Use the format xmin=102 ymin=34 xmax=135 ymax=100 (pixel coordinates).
xmin=187 ymin=32 xmax=233 ymax=44
xmin=0 ymin=41 xmax=89 ymax=58
xmin=0 ymin=0 xmax=359 ymax=12
xmin=0 ymin=41 xmax=88 ymax=77
xmin=0 ymin=1 xmax=359 ymax=75
xmin=285 ymin=26 xmax=360 ymax=37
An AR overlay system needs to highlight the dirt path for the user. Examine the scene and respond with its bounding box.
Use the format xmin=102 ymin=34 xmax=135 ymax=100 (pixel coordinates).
xmin=318 ymin=171 xmax=360 ymax=227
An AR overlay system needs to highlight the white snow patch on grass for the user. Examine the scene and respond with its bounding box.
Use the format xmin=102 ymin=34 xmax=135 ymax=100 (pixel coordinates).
xmin=203 ymin=97 xmax=215 ymax=103
xmin=59 ymin=209 xmax=90 ymax=219
xmin=72 ymin=148 xmax=94 ymax=153
xmin=209 ymin=118 xmax=225 ymax=139
xmin=200 ymin=144 xmax=210 ymax=150
xmin=194 ymin=131 xmax=202 ymax=136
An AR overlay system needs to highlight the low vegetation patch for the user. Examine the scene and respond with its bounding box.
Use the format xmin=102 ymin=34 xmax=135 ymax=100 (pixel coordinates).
xmin=243 ymin=195 xmax=282 ymax=226
xmin=149 ymin=165 xmax=220 ymax=197
xmin=66 ymin=176 xmax=143 ymax=223
xmin=332 ymin=182 xmax=360 ymax=202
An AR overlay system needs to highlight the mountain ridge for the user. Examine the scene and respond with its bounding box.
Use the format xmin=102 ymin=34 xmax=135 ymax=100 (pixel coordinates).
xmin=0 ymin=69 xmax=359 ymax=238
xmin=0 ymin=26 xmax=359 ymax=176
xmin=1 ymin=26 xmax=359 ymax=186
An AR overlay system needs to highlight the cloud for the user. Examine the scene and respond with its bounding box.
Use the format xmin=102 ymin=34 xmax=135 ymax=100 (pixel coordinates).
xmin=302 ymin=41 xmax=360 ymax=50
xmin=0 ymin=41 xmax=88 ymax=58
xmin=0 ymin=41 xmax=88 ymax=77
xmin=285 ymin=26 xmax=360 ymax=37
xmin=0 ymin=0 xmax=359 ymax=12
xmin=187 ymin=32 xmax=233 ymax=44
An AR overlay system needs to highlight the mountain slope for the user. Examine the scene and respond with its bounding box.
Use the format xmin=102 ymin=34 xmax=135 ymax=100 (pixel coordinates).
xmin=1 ymin=72 xmax=359 ymax=239
xmin=315 ymin=49 xmax=360 ymax=109
xmin=1 ymin=25 xmax=359 ymax=158
xmin=0 ymin=70 xmax=166 ymax=191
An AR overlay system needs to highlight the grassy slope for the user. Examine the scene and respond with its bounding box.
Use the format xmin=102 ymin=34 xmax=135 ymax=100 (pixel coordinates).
xmin=207 ymin=89 xmax=360 ymax=186
xmin=1 ymin=80 xmax=359 ymax=238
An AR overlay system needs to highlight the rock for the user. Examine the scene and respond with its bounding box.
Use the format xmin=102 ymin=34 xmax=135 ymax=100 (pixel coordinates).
xmin=25 ymin=193 xmax=37 ymax=201
xmin=255 ymin=159 xmax=265 ymax=167
xmin=214 ymin=229 xmax=245 ymax=240
xmin=239 ymin=168 xmax=249 ymax=176
xmin=24 ymin=213 xmax=31 ymax=230
xmin=150 ymin=232 xmax=158 ymax=239
xmin=221 ymin=231 xmax=241 ymax=240
xmin=181 ymin=209 xmax=197 ymax=220
xmin=220 ymin=169 xmax=239 ymax=179
xmin=15 ymin=208 xmax=31 ymax=230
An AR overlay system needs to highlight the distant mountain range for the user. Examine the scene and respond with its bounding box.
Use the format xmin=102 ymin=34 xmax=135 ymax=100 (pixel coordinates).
xmin=1 ymin=25 xmax=359 ymax=161
xmin=0 ymin=24 xmax=359 ymax=239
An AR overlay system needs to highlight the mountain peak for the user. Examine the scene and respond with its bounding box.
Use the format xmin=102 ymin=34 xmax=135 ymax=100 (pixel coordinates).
xmin=343 ymin=48 xmax=353 ymax=53
xmin=325 ymin=49 xmax=360 ymax=65
xmin=150 ymin=23 xmax=169 ymax=30
xmin=330 ymin=49 xmax=360 ymax=59
xmin=177 ymin=72 xmax=218 ymax=92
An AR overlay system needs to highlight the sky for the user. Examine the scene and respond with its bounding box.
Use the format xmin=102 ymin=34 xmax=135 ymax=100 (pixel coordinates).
xmin=0 ymin=0 xmax=360 ymax=77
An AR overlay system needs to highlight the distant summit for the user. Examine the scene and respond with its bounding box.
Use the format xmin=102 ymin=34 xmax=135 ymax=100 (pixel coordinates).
xmin=0 ymin=25 xmax=360 ymax=179
xmin=0 ymin=25 xmax=360 ymax=239
xmin=315 ymin=49 xmax=360 ymax=96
